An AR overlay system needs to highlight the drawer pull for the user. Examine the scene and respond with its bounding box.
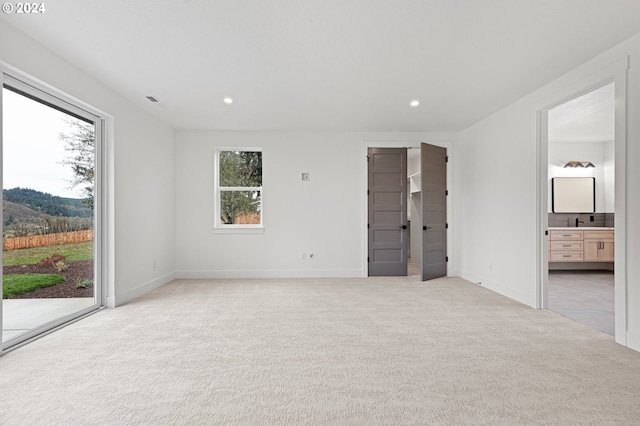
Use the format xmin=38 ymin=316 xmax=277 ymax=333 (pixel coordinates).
xmin=563 ymin=255 xmax=571 ymax=258
xmin=562 ymin=244 xmax=571 ymax=247
xmin=562 ymin=234 xmax=572 ymax=237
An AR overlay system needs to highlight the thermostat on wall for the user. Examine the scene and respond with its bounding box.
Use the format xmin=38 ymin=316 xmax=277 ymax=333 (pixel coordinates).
xmin=302 ymin=172 xmax=310 ymax=181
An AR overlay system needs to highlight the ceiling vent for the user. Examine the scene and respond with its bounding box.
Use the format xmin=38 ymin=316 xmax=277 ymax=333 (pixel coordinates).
xmin=145 ymin=96 xmax=166 ymax=108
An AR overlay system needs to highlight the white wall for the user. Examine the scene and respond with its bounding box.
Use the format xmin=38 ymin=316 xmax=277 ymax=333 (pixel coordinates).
xmin=455 ymin=100 xmax=538 ymax=304
xmin=0 ymin=20 xmax=177 ymax=306
xmin=456 ymin=32 xmax=640 ymax=351
xmin=603 ymin=140 xmax=615 ymax=213
xmin=548 ymin=141 xmax=611 ymax=212
xmin=175 ymin=131 xmax=454 ymax=278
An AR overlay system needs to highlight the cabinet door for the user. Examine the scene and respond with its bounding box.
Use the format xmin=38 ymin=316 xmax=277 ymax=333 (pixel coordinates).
xmin=601 ymin=240 xmax=615 ymax=261
xmin=584 ymin=239 xmax=615 ymax=261
xmin=584 ymin=240 xmax=601 ymax=261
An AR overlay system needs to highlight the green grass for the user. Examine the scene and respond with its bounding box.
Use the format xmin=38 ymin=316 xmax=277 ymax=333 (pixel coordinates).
xmin=2 ymin=241 xmax=94 ymax=266
xmin=3 ymin=274 xmax=66 ymax=298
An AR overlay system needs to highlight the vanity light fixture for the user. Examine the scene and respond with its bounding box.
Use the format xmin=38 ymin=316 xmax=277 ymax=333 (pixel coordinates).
xmin=223 ymin=97 xmax=233 ymax=104
xmin=563 ymin=161 xmax=595 ymax=168
xmin=410 ymin=100 xmax=420 ymax=107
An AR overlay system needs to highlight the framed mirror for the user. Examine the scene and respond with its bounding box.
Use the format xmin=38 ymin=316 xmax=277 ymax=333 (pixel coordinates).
xmin=552 ymin=177 xmax=595 ymax=213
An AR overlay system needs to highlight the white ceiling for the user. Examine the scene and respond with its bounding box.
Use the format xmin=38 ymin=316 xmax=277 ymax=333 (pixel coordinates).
xmin=2 ymin=1 xmax=640 ymax=132
xmin=548 ymin=83 xmax=615 ymax=143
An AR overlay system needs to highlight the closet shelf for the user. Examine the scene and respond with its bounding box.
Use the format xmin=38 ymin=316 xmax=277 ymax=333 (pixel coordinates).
xmin=409 ymin=172 xmax=421 ymax=193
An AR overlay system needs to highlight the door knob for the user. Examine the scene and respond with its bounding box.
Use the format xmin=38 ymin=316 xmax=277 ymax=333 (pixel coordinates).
xmin=400 ymin=225 xmax=407 ymax=229
xmin=423 ymin=226 xmax=431 ymax=230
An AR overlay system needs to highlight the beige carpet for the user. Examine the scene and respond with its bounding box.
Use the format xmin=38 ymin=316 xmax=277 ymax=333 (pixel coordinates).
xmin=1 ymin=276 xmax=640 ymax=425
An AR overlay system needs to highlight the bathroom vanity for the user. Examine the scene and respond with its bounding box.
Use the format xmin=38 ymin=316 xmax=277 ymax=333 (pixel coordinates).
xmin=548 ymin=227 xmax=614 ymax=263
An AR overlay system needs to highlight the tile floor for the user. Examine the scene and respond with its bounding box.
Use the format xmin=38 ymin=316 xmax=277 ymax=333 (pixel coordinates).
xmin=547 ymin=270 xmax=614 ymax=335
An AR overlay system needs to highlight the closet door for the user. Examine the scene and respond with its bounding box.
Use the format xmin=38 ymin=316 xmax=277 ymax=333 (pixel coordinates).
xmin=367 ymin=148 xmax=408 ymax=276
xmin=421 ymin=143 xmax=447 ymax=280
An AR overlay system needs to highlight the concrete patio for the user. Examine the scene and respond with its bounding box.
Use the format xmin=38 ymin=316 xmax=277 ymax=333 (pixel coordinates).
xmin=2 ymin=298 xmax=94 ymax=341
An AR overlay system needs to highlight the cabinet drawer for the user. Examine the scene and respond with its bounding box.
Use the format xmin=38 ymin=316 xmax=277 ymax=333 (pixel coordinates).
xmin=550 ymin=231 xmax=583 ymax=241
xmin=549 ymin=251 xmax=583 ymax=262
xmin=550 ymin=241 xmax=583 ymax=250
xmin=583 ymin=230 xmax=614 ymax=239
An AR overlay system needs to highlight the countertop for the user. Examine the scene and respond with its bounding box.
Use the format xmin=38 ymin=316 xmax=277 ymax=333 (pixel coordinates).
xmin=549 ymin=227 xmax=614 ymax=230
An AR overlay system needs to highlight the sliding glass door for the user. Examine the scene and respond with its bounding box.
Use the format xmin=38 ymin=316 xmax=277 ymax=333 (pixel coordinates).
xmin=1 ymin=71 xmax=104 ymax=350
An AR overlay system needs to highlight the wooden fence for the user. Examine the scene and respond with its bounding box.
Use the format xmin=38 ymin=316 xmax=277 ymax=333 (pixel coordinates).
xmin=3 ymin=230 xmax=94 ymax=251
xmin=235 ymin=212 xmax=261 ymax=224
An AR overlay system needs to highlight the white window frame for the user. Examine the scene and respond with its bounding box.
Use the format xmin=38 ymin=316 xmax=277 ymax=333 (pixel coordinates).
xmin=1 ymin=64 xmax=107 ymax=351
xmin=213 ymin=147 xmax=264 ymax=233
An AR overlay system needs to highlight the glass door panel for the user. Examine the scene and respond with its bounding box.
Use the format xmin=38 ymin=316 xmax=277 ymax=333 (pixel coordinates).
xmin=2 ymin=80 xmax=101 ymax=348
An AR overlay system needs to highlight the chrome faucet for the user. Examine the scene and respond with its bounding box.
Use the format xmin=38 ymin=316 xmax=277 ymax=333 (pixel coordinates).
xmin=575 ymin=218 xmax=584 ymax=227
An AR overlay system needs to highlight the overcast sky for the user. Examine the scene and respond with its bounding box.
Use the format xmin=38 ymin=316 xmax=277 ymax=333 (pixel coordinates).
xmin=3 ymin=88 xmax=84 ymax=198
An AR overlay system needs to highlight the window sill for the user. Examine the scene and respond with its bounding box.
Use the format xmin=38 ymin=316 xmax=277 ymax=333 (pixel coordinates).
xmin=212 ymin=226 xmax=265 ymax=234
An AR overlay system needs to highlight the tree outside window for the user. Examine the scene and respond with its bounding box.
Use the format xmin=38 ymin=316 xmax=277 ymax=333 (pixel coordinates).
xmin=216 ymin=149 xmax=262 ymax=226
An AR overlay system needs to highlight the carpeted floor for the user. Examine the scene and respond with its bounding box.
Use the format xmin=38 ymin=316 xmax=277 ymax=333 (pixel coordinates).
xmin=1 ymin=276 xmax=640 ymax=425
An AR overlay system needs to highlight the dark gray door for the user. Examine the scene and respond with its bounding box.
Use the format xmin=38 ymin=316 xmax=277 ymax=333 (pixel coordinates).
xmin=421 ymin=143 xmax=447 ymax=280
xmin=368 ymin=148 xmax=408 ymax=276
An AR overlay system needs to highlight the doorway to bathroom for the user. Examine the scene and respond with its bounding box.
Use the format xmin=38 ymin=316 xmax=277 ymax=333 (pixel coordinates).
xmin=545 ymin=83 xmax=615 ymax=335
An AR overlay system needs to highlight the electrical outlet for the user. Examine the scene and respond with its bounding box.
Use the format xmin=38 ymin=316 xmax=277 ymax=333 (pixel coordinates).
xmin=301 ymin=172 xmax=310 ymax=181
xmin=309 ymin=253 xmax=316 ymax=260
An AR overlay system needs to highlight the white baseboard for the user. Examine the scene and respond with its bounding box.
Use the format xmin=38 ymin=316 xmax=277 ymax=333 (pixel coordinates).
xmin=107 ymin=271 xmax=176 ymax=307
xmin=626 ymin=330 xmax=640 ymax=352
xmin=175 ymin=269 xmax=364 ymax=280
xmin=461 ymin=271 xmax=534 ymax=308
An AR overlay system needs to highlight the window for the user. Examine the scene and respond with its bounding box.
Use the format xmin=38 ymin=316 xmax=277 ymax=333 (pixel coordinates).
xmin=214 ymin=148 xmax=263 ymax=231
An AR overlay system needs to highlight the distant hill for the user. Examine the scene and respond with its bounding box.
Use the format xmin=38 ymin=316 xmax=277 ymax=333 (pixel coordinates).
xmin=2 ymin=200 xmax=44 ymax=223
xmin=3 ymin=187 xmax=93 ymax=218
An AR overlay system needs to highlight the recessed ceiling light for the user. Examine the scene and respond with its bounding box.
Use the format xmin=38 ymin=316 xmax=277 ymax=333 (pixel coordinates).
xmin=224 ymin=97 xmax=233 ymax=104
xmin=410 ymin=100 xmax=420 ymax=107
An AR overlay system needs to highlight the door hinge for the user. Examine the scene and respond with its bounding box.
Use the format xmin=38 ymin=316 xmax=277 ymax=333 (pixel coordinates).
xmin=368 ymin=257 xmax=370 ymax=263
xmin=367 ymin=223 xmax=370 ymax=229
xmin=446 ymin=190 xmax=449 ymax=196
xmin=445 ymin=156 xmax=449 ymax=163
xmin=446 ymin=223 xmax=449 ymax=229
xmin=446 ymin=256 xmax=449 ymax=262
xmin=367 ymin=189 xmax=370 ymax=196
